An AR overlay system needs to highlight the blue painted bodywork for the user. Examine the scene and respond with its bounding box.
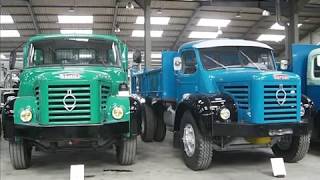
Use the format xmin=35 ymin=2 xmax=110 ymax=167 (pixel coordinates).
xmin=132 ymin=44 xmax=302 ymax=124
xmin=290 ymin=44 xmax=320 ymax=111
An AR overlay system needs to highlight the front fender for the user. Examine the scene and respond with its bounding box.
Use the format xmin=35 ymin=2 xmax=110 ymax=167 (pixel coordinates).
xmin=174 ymin=93 xmax=237 ymax=135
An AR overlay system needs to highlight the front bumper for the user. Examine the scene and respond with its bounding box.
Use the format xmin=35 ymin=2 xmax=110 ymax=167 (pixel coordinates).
xmin=210 ymin=122 xmax=309 ymax=137
xmin=9 ymin=122 xmax=129 ymax=140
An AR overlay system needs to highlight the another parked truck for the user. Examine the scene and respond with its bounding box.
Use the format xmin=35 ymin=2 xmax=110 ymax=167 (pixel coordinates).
xmin=131 ymin=39 xmax=312 ymax=170
xmin=1 ymin=34 xmax=141 ymax=169
xmin=280 ymin=44 xmax=320 ymax=140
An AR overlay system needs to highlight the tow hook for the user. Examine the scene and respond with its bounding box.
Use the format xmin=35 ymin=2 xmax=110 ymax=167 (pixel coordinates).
xmin=269 ymin=128 xmax=293 ymax=136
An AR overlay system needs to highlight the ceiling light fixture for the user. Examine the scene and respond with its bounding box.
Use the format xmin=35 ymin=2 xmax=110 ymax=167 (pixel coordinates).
xmin=157 ymin=9 xmax=162 ymax=15
xmin=257 ymin=34 xmax=285 ymax=42
xmin=114 ymin=23 xmax=121 ymax=33
xmin=58 ymin=15 xmax=93 ymax=24
xmin=126 ymin=1 xmax=134 ymax=9
xmin=0 ymin=30 xmax=20 ymax=37
xmin=262 ymin=10 xmax=270 ymax=16
xmin=235 ymin=12 xmax=241 ymax=18
xmin=60 ymin=29 xmax=93 ymax=34
xmin=197 ymin=18 xmax=231 ymax=27
xmin=131 ymin=30 xmax=163 ymax=37
xmin=0 ymin=15 xmax=14 ymax=24
xmin=136 ymin=16 xmax=170 ymax=25
xmin=217 ymin=27 xmax=223 ymax=35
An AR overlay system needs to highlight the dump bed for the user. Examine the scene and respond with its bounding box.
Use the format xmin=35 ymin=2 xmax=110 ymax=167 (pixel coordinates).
xmin=131 ymin=51 xmax=177 ymax=101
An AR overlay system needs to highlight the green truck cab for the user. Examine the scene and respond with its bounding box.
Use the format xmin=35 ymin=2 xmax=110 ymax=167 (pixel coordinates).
xmin=1 ymin=34 xmax=141 ymax=169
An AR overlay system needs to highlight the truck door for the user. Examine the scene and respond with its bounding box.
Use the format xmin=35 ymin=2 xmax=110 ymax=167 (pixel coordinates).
xmin=307 ymin=51 xmax=320 ymax=110
xmin=176 ymin=50 xmax=199 ymax=101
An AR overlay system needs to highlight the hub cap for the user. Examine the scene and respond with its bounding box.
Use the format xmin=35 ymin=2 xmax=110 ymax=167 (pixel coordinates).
xmin=183 ymin=123 xmax=196 ymax=157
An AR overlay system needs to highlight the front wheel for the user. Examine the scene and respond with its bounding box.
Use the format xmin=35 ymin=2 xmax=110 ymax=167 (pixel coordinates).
xmin=9 ymin=139 xmax=32 ymax=169
xmin=116 ymin=136 xmax=137 ymax=165
xmin=180 ymin=111 xmax=213 ymax=171
xmin=140 ymin=104 xmax=155 ymax=142
xmin=271 ymin=133 xmax=310 ymax=163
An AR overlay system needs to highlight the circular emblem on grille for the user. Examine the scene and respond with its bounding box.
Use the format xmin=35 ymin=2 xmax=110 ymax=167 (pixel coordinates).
xmin=276 ymin=84 xmax=287 ymax=105
xmin=63 ymin=89 xmax=76 ymax=111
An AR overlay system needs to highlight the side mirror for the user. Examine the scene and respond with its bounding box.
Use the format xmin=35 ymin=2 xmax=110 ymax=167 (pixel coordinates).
xmin=173 ymin=57 xmax=182 ymax=71
xmin=133 ymin=49 xmax=142 ymax=64
xmin=280 ymin=59 xmax=288 ymax=70
xmin=9 ymin=51 xmax=16 ymax=70
xmin=316 ymin=55 xmax=320 ymax=67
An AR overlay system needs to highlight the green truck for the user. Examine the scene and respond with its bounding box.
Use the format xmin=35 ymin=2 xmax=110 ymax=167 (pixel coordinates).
xmin=1 ymin=34 xmax=141 ymax=169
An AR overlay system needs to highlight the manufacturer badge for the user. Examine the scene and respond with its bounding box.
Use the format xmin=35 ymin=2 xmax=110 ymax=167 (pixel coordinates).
xmin=59 ymin=73 xmax=80 ymax=79
xmin=276 ymin=84 xmax=287 ymax=105
xmin=63 ymin=89 xmax=76 ymax=111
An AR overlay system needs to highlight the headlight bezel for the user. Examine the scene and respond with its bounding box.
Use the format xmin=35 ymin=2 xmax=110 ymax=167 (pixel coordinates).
xmin=20 ymin=109 xmax=33 ymax=122
xmin=112 ymin=106 xmax=124 ymax=120
xmin=220 ymin=107 xmax=231 ymax=120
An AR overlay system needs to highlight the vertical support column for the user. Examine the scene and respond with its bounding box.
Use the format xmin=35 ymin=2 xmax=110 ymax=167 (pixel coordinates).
xmin=286 ymin=0 xmax=299 ymax=62
xmin=144 ymin=0 xmax=152 ymax=69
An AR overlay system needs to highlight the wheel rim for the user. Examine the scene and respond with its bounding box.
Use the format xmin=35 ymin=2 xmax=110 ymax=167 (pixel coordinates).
xmin=183 ymin=123 xmax=196 ymax=157
xmin=277 ymin=135 xmax=292 ymax=150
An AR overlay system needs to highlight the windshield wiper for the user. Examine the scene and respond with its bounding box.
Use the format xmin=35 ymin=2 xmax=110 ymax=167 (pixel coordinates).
xmin=203 ymin=55 xmax=228 ymax=70
xmin=239 ymin=50 xmax=261 ymax=71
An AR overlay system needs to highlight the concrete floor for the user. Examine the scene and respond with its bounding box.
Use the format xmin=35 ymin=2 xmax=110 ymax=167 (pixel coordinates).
xmin=1 ymin=133 xmax=320 ymax=180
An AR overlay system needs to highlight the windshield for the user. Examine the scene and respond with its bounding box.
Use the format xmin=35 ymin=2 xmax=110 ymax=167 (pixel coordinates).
xmin=28 ymin=38 xmax=121 ymax=67
xmin=199 ymin=46 xmax=275 ymax=70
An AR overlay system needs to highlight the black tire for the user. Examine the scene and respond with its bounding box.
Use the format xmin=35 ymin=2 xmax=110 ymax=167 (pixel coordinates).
xmin=140 ymin=104 xmax=155 ymax=142
xmin=154 ymin=112 xmax=166 ymax=142
xmin=116 ymin=136 xmax=137 ymax=165
xmin=272 ymin=133 xmax=310 ymax=163
xmin=179 ymin=111 xmax=213 ymax=170
xmin=9 ymin=139 xmax=32 ymax=169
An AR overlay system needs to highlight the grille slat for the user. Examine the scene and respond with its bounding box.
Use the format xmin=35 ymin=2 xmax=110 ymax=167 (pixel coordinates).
xmin=263 ymin=84 xmax=298 ymax=121
xmin=101 ymin=85 xmax=111 ymax=110
xmin=224 ymin=86 xmax=249 ymax=110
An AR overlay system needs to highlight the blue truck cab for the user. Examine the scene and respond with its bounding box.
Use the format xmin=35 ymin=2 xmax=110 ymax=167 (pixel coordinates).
xmin=282 ymin=44 xmax=320 ymax=140
xmin=131 ymin=39 xmax=312 ymax=170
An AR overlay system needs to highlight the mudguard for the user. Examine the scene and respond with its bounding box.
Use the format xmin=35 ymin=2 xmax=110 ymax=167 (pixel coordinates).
xmin=174 ymin=93 xmax=237 ymax=136
xmin=2 ymin=98 xmax=15 ymax=139
xmin=129 ymin=97 xmax=142 ymax=135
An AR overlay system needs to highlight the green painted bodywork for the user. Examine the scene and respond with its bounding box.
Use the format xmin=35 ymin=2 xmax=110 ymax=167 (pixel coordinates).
xmin=15 ymin=34 xmax=131 ymax=128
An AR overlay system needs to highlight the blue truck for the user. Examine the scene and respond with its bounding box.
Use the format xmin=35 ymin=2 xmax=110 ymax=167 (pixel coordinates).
xmin=280 ymin=44 xmax=320 ymax=141
xmin=131 ymin=39 xmax=312 ymax=170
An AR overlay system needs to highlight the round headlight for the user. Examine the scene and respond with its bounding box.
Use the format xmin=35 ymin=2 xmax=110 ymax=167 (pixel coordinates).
xmin=112 ymin=106 xmax=124 ymax=120
xmin=220 ymin=108 xmax=231 ymax=120
xmin=20 ymin=109 xmax=32 ymax=122
xmin=300 ymin=106 xmax=305 ymax=117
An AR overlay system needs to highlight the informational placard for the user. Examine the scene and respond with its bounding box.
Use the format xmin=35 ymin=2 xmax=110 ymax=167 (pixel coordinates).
xmin=70 ymin=164 xmax=84 ymax=180
xmin=270 ymin=158 xmax=286 ymax=178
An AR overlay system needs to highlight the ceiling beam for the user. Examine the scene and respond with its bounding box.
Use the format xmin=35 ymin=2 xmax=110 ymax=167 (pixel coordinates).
xmin=241 ymin=16 xmax=268 ymax=39
xmin=25 ymin=0 xmax=40 ymax=34
xmin=296 ymin=0 xmax=311 ymax=13
xmin=171 ymin=6 xmax=201 ymax=50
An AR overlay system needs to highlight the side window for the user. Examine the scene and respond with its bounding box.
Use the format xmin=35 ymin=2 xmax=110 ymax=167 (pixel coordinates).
xmin=181 ymin=50 xmax=197 ymax=74
xmin=314 ymin=55 xmax=320 ymax=77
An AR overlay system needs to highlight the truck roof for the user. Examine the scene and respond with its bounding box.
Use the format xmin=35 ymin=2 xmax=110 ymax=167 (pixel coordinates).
xmin=179 ymin=39 xmax=273 ymax=51
xmin=27 ymin=34 xmax=122 ymax=43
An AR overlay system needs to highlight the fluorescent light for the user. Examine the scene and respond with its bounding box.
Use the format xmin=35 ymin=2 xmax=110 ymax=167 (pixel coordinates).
xmin=136 ymin=16 xmax=170 ymax=25
xmin=0 ymin=54 xmax=7 ymax=59
xmin=270 ymin=22 xmax=285 ymax=30
xmin=0 ymin=30 xmax=20 ymax=37
xmin=262 ymin=10 xmax=270 ymax=16
xmin=189 ymin=31 xmax=218 ymax=39
xmin=58 ymin=15 xmax=93 ymax=24
xmin=0 ymin=15 xmax=14 ymax=24
xmin=131 ymin=30 xmax=163 ymax=37
xmin=151 ymin=52 xmax=162 ymax=59
xmin=197 ymin=18 xmax=231 ymax=27
xmin=60 ymin=29 xmax=92 ymax=34
xmin=298 ymin=23 xmax=302 ymax=27
xmin=257 ymin=34 xmax=285 ymax=42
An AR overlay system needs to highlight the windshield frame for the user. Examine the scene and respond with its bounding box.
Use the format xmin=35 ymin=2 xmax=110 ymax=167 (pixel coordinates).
xmin=24 ymin=36 xmax=122 ymax=69
xmin=198 ymin=46 xmax=276 ymax=71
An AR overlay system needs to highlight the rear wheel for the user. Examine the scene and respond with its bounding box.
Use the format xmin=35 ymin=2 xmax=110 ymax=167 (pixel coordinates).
xmin=116 ymin=136 xmax=137 ymax=165
xmin=140 ymin=104 xmax=155 ymax=142
xmin=154 ymin=112 xmax=166 ymax=142
xmin=272 ymin=133 xmax=310 ymax=163
xmin=9 ymin=139 xmax=32 ymax=169
xmin=180 ymin=111 xmax=213 ymax=170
